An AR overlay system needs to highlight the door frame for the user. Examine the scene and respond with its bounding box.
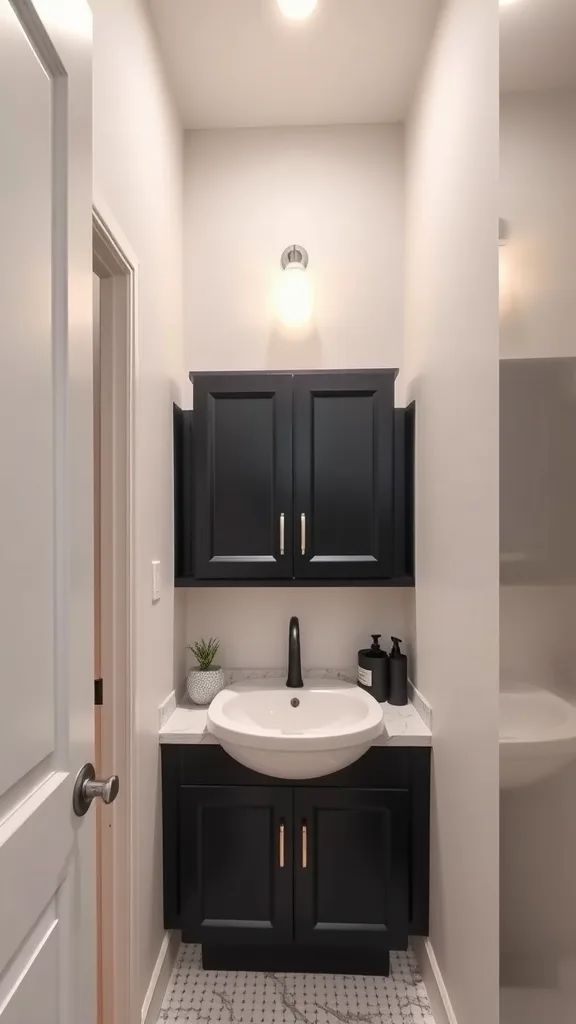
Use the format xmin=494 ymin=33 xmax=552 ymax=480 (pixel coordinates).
xmin=92 ymin=198 xmax=139 ymax=1024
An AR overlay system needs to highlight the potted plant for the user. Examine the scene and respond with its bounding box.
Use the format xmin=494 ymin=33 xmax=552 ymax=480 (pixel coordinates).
xmin=186 ymin=637 xmax=225 ymax=705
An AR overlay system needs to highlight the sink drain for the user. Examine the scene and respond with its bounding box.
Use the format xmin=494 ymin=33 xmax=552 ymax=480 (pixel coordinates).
xmin=290 ymin=698 xmax=300 ymax=708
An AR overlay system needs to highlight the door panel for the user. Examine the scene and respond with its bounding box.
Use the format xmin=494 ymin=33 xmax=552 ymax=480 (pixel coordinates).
xmin=193 ymin=375 xmax=293 ymax=578
xmin=0 ymin=903 xmax=58 ymax=1024
xmin=294 ymin=788 xmax=409 ymax=946
xmin=293 ymin=373 xmax=395 ymax=578
xmin=0 ymin=1 xmax=95 ymax=1021
xmin=180 ymin=786 xmax=293 ymax=943
xmin=0 ymin=0 xmax=54 ymax=803
xmin=0 ymin=776 xmax=69 ymax=973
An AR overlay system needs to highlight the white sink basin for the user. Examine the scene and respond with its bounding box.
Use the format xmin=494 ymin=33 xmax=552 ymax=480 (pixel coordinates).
xmin=500 ymin=687 xmax=576 ymax=789
xmin=207 ymin=678 xmax=384 ymax=779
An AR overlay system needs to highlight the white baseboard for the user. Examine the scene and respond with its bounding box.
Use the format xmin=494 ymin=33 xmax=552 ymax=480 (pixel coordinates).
xmin=141 ymin=930 xmax=180 ymax=1024
xmin=412 ymin=937 xmax=458 ymax=1024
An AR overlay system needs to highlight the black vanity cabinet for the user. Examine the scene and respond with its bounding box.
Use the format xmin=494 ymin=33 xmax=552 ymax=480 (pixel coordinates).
xmin=179 ymin=786 xmax=294 ymax=943
xmin=174 ymin=370 xmax=413 ymax=585
xmin=294 ymin=788 xmax=409 ymax=948
xmin=177 ymin=784 xmax=409 ymax=950
xmin=162 ymin=746 xmax=430 ymax=975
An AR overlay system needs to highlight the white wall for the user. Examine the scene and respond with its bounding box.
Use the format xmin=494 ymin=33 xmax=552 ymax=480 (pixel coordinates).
xmin=91 ymin=0 xmax=185 ymax=1012
xmin=404 ymin=1 xmax=500 ymax=1022
xmin=183 ymin=122 xmax=411 ymax=671
xmin=183 ymin=124 xmax=404 ymax=386
xmin=500 ymin=89 xmax=576 ymax=359
xmin=186 ymin=589 xmax=411 ymax=673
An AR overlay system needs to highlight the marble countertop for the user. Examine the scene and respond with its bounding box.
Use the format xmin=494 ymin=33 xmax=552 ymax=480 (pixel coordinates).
xmin=159 ymin=669 xmax=432 ymax=748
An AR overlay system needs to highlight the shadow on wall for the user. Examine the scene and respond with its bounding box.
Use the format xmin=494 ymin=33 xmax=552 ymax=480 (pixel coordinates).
xmin=266 ymin=319 xmax=323 ymax=369
xmin=500 ymin=356 xmax=576 ymax=1008
xmin=500 ymin=357 xmax=576 ymax=587
xmin=500 ymin=764 xmax=576 ymax=992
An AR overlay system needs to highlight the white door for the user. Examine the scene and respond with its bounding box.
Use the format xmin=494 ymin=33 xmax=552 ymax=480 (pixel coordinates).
xmin=0 ymin=1 xmax=96 ymax=1021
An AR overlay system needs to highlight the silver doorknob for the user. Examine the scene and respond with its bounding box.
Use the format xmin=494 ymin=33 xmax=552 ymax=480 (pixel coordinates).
xmin=73 ymin=762 xmax=120 ymax=817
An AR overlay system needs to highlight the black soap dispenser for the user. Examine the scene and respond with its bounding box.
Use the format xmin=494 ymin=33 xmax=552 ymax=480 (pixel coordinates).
xmin=389 ymin=637 xmax=408 ymax=706
xmin=357 ymin=635 xmax=390 ymax=703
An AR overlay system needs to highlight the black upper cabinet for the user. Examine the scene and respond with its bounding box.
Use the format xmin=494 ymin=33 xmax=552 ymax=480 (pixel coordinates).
xmin=176 ymin=370 xmax=413 ymax=585
xmin=293 ymin=373 xmax=395 ymax=579
xmin=193 ymin=375 xmax=293 ymax=579
xmin=293 ymin=788 xmax=410 ymax=947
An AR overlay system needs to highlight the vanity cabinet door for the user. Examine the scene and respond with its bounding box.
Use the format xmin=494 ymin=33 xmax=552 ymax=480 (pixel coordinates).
xmin=193 ymin=375 xmax=293 ymax=578
xmin=293 ymin=373 xmax=396 ymax=579
xmin=179 ymin=786 xmax=294 ymax=943
xmin=293 ymin=788 xmax=410 ymax=946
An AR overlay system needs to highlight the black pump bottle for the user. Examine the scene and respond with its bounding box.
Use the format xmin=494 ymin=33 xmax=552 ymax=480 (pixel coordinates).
xmin=388 ymin=637 xmax=408 ymax=706
xmin=357 ymin=634 xmax=389 ymax=703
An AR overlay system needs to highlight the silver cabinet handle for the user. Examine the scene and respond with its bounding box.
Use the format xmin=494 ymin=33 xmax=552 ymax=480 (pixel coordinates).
xmin=73 ymin=763 xmax=120 ymax=817
xmin=280 ymin=513 xmax=285 ymax=556
xmin=279 ymin=820 xmax=285 ymax=868
xmin=301 ymin=513 xmax=306 ymax=555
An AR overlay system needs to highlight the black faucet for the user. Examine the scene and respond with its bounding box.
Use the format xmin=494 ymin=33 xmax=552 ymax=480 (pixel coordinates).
xmin=286 ymin=616 xmax=304 ymax=688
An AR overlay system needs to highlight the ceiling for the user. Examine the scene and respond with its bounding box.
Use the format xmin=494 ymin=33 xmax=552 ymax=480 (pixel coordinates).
xmin=500 ymin=0 xmax=576 ymax=93
xmin=147 ymin=0 xmax=440 ymax=129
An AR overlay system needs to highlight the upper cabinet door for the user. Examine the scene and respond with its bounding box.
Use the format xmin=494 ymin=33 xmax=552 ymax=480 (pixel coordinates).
xmin=193 ymin=375 xmax=293 ymax=578
xmin=293 ymin=373 xmax=396 ymax=578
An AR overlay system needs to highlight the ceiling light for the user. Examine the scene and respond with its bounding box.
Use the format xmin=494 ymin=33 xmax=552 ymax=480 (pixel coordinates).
xmin=499 ymin=0 xmax=522 ymax=6
xmin=277 ymin=0 xmax=318 ymax=21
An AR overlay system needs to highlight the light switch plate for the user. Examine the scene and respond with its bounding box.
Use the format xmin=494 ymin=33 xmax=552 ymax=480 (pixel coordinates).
xmin=152 ymin=560 xmax=161 ymax=602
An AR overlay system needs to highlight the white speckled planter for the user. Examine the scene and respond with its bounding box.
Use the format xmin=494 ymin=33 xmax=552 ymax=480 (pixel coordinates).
xmin=186 ymin=666 xmax=226 ymax=706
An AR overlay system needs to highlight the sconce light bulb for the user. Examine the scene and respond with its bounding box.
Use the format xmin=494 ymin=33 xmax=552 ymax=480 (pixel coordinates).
xmin=499 ymin=243 xmax=513 ymax=317
xmin=276 ymin=263 xmax=313 ymax=327
xmin=277 ymin=0 xmax=318 ymax=20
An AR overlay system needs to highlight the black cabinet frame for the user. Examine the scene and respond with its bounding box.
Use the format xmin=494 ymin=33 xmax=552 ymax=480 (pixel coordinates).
xmin=173 ymin=372 xmax=414 ymax=587
xmin=162 ymin=744 xmax=430 ymax=963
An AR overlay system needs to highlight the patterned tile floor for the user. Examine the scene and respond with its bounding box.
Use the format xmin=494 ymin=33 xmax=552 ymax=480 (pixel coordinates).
xmin=158 ymin=944 xmax=436 ymax=1024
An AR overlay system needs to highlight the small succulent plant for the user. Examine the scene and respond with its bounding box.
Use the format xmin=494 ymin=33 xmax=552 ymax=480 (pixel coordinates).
xmin=188 ymin=637 xmax=220 ymax=670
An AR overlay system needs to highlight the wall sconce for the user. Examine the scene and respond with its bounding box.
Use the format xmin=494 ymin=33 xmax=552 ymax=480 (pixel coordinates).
xmin=499 ymin=218 xmax=513 ymax=317
xmin=276 ymin=245 xmax=313 ymax=327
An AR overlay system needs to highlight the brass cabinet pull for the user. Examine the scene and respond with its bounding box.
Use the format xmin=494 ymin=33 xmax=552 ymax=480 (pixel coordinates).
xmin=301 ymin=821 xmax=308 ymax=868
xmin=300 ymin=513 xmax=306 ymax=556
xmin=279 ymin=820 xmax=285 ymax=868
xmin=279 ymin=513 xmax=285 ymax=556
